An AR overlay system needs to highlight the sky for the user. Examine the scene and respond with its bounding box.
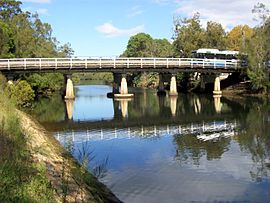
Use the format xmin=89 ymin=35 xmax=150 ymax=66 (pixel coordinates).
xmin=20 ymin=0 xmax=270 ymax=57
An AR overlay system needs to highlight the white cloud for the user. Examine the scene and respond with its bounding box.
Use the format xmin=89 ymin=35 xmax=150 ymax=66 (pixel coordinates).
xmin=155 ymin=0 xmax=270 ymax=29
xmin=96 ymin=23 xmax=144 ymax=37
xmin=21 ymin=0 xmax=51 ymax=3
xmin=36 ymin=8 xmax=49 ymax=15
xmin=127 ymin=6 xmax=144 ymax=18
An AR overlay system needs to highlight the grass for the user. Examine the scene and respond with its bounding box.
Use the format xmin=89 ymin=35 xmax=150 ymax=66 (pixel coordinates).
xmin=0 ymin=95 xmax=57 ymax=203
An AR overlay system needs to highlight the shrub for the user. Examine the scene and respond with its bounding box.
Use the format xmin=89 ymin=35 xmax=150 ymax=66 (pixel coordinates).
xmin=5 ymin=80 xmax=35 ymax=107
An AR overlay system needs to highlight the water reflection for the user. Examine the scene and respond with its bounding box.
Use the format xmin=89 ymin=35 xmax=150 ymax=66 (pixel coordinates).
xmin=213 ymin=94 xmax=222 ymax=113
xmin=28 ymin=85 xmax=270 ymax=203
xmin=169 ymin=96 xmax=177 ymax=116
xmin=65 ymin=99 xmax=74 ymax=120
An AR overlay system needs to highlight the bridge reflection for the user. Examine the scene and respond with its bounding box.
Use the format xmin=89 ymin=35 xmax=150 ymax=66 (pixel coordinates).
xmin=56 ymin=120 xmax=238 ymax=144
xmin=64 ymin=93 xmax=223 ymax=121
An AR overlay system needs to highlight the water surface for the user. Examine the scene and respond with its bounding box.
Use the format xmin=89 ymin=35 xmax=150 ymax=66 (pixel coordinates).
xmin=29 ymin=85 xmax=270 ymax=203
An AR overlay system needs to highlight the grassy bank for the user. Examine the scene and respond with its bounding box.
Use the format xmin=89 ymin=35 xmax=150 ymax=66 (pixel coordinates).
xmin=0 ymin=95 xmax=121 ymax=202
xmin=0 ymin=96 xmax=56 ymax=202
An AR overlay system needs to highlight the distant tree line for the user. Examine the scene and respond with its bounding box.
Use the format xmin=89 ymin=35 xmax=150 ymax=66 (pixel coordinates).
xmin=122 ymin=3 xmax=270 ymax=93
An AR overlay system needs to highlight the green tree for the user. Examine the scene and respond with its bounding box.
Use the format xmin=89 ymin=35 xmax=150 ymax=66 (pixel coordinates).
xmin=122 ymin=33 xmax=153 ymax=57
xmin=0 ymin=0 xmax=22 ymax=22
xmin=152 ymin=39 xmax=174 ymax=57
xmin=205 ymin=21 xmax=226 ymax=49
xmin=173 ymin=13 xmax=206 ymax=57
xmin=0 ymin=20 xmax=15 ymax=58
xmin=246 ymin=3 xmax=270 ymax=92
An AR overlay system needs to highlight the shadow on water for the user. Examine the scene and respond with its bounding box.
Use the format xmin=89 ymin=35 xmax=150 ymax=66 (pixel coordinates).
xmin=27 ymin=85 xmax=270 ymax=203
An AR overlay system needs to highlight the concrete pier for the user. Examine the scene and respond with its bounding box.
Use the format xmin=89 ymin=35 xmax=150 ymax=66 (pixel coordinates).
xmin=65 ymin=75 xmax=75 ymax=100
xmin=114 ymin=74 xmax=134 ymax=98
xmin=169 ymin=75 xmax=178 ymax=96
xmin=213 ymin=76 xmax=222 ymax=95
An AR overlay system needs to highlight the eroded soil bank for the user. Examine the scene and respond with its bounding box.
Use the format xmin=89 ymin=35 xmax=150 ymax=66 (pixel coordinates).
xmin=18 ymin=111 xmax=122 ymax=203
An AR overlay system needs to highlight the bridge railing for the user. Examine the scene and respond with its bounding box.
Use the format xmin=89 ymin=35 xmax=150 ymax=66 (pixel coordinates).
xmin=0 ymin=57 xmax=240 ymax=71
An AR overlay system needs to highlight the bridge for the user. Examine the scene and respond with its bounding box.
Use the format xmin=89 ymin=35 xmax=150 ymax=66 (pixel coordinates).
xmin=0 ymin=57 xmax=244 ymax=99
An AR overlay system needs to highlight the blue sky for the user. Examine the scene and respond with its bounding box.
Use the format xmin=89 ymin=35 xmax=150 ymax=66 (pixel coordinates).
xmin=21 ymin=0 xmax=270 ymax=56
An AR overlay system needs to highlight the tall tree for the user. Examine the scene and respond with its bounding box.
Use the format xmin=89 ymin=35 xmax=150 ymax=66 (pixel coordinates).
xmin=0 ymin=0 xmax=22 ymax=22
xmin=205 ymin=21 xmax=226 ymax=49
xmin=246 ymin=3 xmax=270 ymax=92
xmin=173 ymin=13 xmax=206 ymax=57
xmin=226 ymin=25 xmax=254 ymax=51
xmin=122 ymin=33 xmax=153 ymax=57
xmin=152 ymin=39 xmax=174 ymax=57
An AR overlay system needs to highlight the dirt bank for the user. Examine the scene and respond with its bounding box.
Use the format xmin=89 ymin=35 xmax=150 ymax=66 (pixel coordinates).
xmin=18 ymin=111 xmax=122 ymax=203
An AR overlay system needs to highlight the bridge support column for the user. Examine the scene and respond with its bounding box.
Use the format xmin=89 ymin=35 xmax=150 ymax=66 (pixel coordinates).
xmin=107 ymin=73 xmax=121 ymax=98
xmin=114 ymin=74 xmax=134 ymax=98
xmin=169 ymin=74 xmax=178 ymax=96
xmin=213 ymin=76 xmax=222 ymax=95
xmin=157 ymin=73 xmax=166 ymax=96
xmin=64 ymin=75 xmax=75 ymax=100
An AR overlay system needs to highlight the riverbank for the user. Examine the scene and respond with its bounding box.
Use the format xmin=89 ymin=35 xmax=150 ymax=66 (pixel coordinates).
xmin=0 ymin=92 xmax=121 ymax=203
xmin=18 ymin=110 xmax=121 ymax=203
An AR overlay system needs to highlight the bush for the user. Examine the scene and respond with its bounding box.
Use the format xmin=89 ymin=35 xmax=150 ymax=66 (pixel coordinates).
xmin=5 ymin=80 xmax=35 ymax=107
xmin=0 ymin=74 xmax=7 ymax=92
xmin=25 ymin=73 xmax=64 ymax=96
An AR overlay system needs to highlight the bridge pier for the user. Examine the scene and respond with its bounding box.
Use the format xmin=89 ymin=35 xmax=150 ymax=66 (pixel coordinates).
xmin=114 ymin=74 xmax=134 ymax=98
xmin=213 ymin=76 xmax=222 ymax=95
xmin=169 ymin=74 xmax=178 ymax=96
xmin=157 ymin=73 xmax=166 ymax=96
xmin=64 ymin=74 xmax=75 ymax=100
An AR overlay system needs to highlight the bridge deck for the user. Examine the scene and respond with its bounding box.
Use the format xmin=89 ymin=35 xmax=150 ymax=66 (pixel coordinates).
xmin=0 ymin=57 xmax=243 ymax=73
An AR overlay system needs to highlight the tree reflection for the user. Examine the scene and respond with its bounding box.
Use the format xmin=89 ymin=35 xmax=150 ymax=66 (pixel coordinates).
xmin=236 ymin=99 xmax=270 ymax=182
xmin=174 ymin=133 xmax=230 ymax=165
xmin=27 ymin=94 xmax=66 ymax=122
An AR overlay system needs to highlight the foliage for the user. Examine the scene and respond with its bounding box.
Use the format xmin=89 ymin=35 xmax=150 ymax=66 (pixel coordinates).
xmin=73 ymin=72 xmax=113 ymax=84
xmin=25 ymin=73 xmax=64 ymax=96
xmin=0 ymin=0 xmax=74 ymax=98
xmin=226 ymin=25 xmax=254 ymax=51
xmin=0 ymin=96 xmax=57 ymax=202
xmin=173 ymin=13 xmax=206 ymax=57
xmin=122 ymin=33 xmax=174 ymax=87
xmin=205 ymin=21 xmax=226 ymax=50
xmin=122 ymin=33 xmax=154 ymax=57
xmin=246 ymin=3 xmax=270 ymax=92
xmin=133 ymin=72 xmax=158 ymax=88
xmin=5 ymin=80 xmax=35 ymax=107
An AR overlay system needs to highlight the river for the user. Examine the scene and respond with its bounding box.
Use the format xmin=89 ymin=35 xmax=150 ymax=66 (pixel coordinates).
xmin=28 ymin=84 xmax=270 ymax=203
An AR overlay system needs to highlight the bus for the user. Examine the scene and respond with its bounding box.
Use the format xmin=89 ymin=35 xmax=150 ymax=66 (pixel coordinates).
xmin=191 ymin=48 xmax=247 ymax=68
xmin=192 ymin=48 xmax=239 ymax=60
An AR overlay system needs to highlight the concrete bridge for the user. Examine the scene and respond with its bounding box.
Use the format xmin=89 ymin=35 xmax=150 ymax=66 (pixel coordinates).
xmin=0 ymin=57 xmax=244 ymax=98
